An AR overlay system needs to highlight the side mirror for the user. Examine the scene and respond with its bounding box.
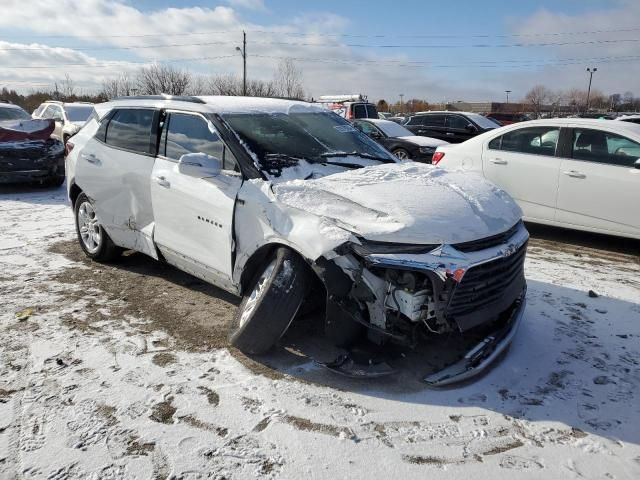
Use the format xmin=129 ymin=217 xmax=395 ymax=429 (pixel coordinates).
xmin=178 ymin=152 xmax=222 ymax=178
xmin=465 ymin=123 xmax=477 ymax=132
xmin=635 ymin=159 xmax=640 ymax=169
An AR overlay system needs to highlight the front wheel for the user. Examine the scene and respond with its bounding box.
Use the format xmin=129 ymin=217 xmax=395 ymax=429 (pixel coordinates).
xmin=393 ymin=148 xmax=410 ymax=160
xmin=74 ymin=193 xmax=121 ymax=262
xmin=229 ymin=248 xmax=309 ymax=354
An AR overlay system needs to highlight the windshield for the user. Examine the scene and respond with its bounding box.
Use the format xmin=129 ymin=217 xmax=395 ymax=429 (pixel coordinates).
xmin=64 ymin=105 xmax=94 ymax=122
xmin=0 ymin=107 xmax=30 ymax=121
xmin=375 ymin=121 xmax=414 ymax=137
xmin=469 ymin=113 xmax=501 ymax=129
xmin=222 ymin=110 xmax=396 ymax=173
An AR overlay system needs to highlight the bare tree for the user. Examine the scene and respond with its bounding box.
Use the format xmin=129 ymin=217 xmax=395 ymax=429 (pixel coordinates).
xmin=101 ymin=73 xmax=136 ymax=100
xmin=208 ymin=74 xmax=278 ymax=97
xmin=59 ymin=73 xmax=76 ymax=99
xmin=136 ymin=64 xmax=191 ymax=96
xmin=273 ymin=58 xmax=304 ymax=99
xmin=524 ymin=85 xmax=551 ymax=118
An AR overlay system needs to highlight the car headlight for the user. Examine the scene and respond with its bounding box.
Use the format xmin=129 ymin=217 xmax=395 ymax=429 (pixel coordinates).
xmin=419 ymin=146 xmax=435 ymax=154
xmin=350 ymin=240 xmax=438 ymax=256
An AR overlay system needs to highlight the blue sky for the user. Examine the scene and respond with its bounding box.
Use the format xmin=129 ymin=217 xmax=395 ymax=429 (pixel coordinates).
xmin=1 ymin=0 xmax=639 ymax=101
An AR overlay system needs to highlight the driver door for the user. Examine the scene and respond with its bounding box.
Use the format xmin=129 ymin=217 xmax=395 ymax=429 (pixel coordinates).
xmin=151 ymin=111 xmax=243 ymax=292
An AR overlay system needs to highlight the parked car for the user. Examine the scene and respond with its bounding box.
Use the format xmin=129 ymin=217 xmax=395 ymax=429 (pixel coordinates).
xmin=378 ymin=112 xmax=392 ymax=119
xmin=353 ymin=118 xmax=448 ymax=162
xmin=387 ymin=115 xmax=407 ymax=124
xmin=314 ymin=95 xmax=378 ymax=120
xmin=0 ymin=103 xmax=65 ymax=186
xmin=485 ymin=112 xmax=530 ymax=126
xmin=32 ymin=101 xmax=95 ymax=143
xmin=403 ymin=111 xmax=501 ymax=143
xmin=433 ymin=118 xmax=640 ymax=239
xmin=616 ymin=114 xmax=640 ymax=124
xmin=66 ymin=95 xmax=528 ymax=386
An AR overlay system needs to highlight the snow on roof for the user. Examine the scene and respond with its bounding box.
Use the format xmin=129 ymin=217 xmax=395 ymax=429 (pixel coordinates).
xmin=97 ymin=96 xmax=325 ymax=116
xmin=196 ymin=96 xmax=325 ymax=114
xmin=0 ymin=102 xmax=25 ymax=110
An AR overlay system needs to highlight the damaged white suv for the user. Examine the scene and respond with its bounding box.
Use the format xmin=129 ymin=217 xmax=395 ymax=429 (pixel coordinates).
xmin=66 ymin=95 xmax=528 ymax=386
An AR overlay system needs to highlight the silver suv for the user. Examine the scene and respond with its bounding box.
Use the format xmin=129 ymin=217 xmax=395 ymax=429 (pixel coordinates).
xmin=66 ymin=95 xmax=528 ymax=385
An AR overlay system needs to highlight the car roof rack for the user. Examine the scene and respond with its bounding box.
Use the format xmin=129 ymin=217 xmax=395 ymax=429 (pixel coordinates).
xmin=113 ymin=94 xmax=205 ymax=104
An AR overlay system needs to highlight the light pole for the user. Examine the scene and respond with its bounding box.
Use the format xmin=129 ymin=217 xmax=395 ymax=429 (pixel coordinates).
xmin=505 ymin=90 xmax=511 ymax=104
xmin=235 ymin=31 xmax=247 ymax=96
xmin=585 ymin=67 xmax=597 ymax=112
xmin=399 ymin=93 xmax=404 ymax=114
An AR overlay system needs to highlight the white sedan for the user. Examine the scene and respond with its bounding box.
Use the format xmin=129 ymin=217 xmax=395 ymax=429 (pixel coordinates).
xmin=433 ymin=118 xmax=640 ymax=240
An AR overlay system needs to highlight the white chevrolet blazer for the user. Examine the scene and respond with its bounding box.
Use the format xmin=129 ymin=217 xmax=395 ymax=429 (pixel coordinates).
xmin=66 ymin=95 xmax=529 ymax=385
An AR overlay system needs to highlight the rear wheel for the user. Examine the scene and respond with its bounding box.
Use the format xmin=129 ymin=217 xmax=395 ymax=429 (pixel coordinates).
xmin=74 ymin=193 xmax=121 ymax=262
xmin=229 ymin=248 xmax=309 ymax=354
xmin=393 ymin=148 xmax=410 ymax=160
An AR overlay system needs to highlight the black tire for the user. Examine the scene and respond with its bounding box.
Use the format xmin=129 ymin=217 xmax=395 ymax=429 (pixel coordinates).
xmin=392 ymin=148 xmax=410 ymax=160
xmin=74 ymin=192 xmax=121 ymax=262
xmin=229 ymin=248 xmax=309 ymax=354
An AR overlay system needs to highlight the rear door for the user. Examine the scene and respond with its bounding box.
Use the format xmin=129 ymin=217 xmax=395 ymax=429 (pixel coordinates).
xmin=482 ymin=125 xmax=562 ymax=221
xmin=75 ymin=107 xmax=159 ymax=257
xmin=151 ymin=111 xmax=243 ymax=290
xmin=556 ymin=127 xmax=640 ymax=237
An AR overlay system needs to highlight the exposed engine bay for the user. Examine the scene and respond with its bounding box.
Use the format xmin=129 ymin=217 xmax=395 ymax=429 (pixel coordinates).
xmin=313 ymin=221 xmax=529 ymax=385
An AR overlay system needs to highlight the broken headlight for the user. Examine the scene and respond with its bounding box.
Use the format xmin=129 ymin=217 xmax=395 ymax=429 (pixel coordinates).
xmin=350 ymin=240 xmax=438 ymax=257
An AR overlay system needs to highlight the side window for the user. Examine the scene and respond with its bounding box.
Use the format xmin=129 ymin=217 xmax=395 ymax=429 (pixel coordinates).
xmin=572 ymin=129 xmax=640 ymax=167
xmin=447 ymin=115 xmax=469 ymax=130
xmin=407 ymin=116 xmax=423 ymax=126
xmin=165 ymin=113 xmax=224 ymax=161
xmin=34 ymin=104 xmax=46 ymax=117
xmin=497 ymin=126 xmax=559 ymax=156
xmin=105 ymin=109 xmax=155 ymax=154
xmin=353 ymin=104 xmax=367 ymax=119
xmin=41 ymin=105 xmax=56 ymax=119
xmin=423 ymin=115 xmax=445 ymax=127
xmin=488 ymin=136 xmax=502 ymax=150
xmin=356 ymin=121 xmax=379 ymax=137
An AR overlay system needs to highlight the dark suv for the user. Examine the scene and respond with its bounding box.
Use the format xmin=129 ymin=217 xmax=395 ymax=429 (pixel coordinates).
xmin=403 ymin=111 xmax=501 ymax=143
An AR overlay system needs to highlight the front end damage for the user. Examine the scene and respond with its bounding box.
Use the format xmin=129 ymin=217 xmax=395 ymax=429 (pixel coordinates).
xmin=314 ymin=220 xmax=529 ymax=386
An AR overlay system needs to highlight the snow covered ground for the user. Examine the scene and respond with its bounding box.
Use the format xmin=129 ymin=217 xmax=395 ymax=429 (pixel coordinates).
xmin=1 ymin=184 xmax=639 ymax=480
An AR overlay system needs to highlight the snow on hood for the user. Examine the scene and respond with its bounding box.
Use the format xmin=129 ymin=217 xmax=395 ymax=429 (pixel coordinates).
xmin=397 ymin=135 xmax=449 ymax=148
xmin=271 ymin=162 xmax=522 ymax=245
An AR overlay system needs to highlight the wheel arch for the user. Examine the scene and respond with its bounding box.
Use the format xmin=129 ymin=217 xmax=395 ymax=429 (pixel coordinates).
xmin=68 ymin=182 xmax=83 ymax=207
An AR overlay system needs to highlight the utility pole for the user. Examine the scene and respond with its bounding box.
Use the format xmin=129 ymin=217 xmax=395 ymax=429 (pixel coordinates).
xmin=505 ymin=90 xmax=511 ymax=104
xmin=399 ymin=93 xmax=404 ymax=113
xmin=236 ymin=31 xmax=247 ymax=96
xmin=586 ymin=67 xmax=597 ymax=112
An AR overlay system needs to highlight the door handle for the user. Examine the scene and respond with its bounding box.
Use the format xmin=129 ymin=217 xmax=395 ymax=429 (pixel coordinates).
xmin=445 ymin=132 xmax=455 ymax=136
xmin=155 ymin=176 xmax=170 ymax=188
xmin=563 ymin=170 xmax=586 ymax=179
xmin=490 ymin=158 xmax=508 ymax=165
xmin=81 ymin=153 xmax=100 ymax=165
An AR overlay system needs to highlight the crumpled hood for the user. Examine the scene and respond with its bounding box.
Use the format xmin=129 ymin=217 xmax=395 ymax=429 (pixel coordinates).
xmin=271 ymin=162 xmax=522 ymax=244
xmin=397 ymin=135 xmax=449 ymax=148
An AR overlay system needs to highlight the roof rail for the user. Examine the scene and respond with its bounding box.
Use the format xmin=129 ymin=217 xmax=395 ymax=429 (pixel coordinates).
xmin=113 ymin=94 xmax=205 ymax=104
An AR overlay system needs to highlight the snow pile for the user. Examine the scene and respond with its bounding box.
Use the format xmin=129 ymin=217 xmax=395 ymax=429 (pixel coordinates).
xmin=272 ymin=162 xmax=522 ymax=244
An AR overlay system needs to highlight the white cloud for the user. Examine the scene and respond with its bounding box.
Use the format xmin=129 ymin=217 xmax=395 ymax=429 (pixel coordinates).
xmin=225 ymin=0 xmax=267 ymax=11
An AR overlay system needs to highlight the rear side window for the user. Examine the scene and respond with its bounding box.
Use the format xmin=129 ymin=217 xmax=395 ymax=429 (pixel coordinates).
xmin=489 ymin=126 xmax=559 ymax=157
xmin=572 ymin=129 xmax=640 ymax=167
xmin=423 ymin=114 xmax=446 ymax=127
xmin=105 ymin=109 xmax=155 ymax=154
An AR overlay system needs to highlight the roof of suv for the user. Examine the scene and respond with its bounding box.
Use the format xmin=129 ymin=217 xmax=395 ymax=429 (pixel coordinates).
xmin=95 ymin=95 xmax=324 ymax=118
xmin=0 ymin=102 xmax=25 ymax=110
xmin=413 ymin=111 xmax=477 ymax=116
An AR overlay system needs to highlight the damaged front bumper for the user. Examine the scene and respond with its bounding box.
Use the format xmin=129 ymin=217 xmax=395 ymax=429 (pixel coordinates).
xmin=320 ymin=221 xmax=529 ymax=385
xmin=423 ymin=287 xmax=526 ymax=386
